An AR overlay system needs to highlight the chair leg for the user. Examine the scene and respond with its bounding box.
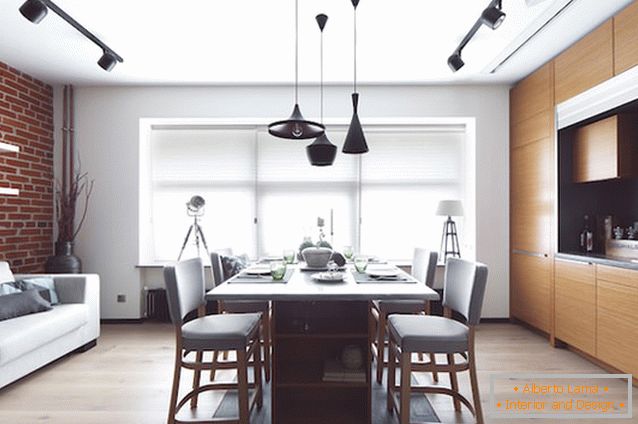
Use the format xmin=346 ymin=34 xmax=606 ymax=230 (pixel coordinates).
xmin=237 ymin=348 xmax=250 ymax=424
xmin=209 ymin=350 xmax=219 ymax=381
xmin=429 ymin=353 xmax=439 ymax=383
xmin=190 ymin=350 xmax=203 ymax=409
xmin=376 ymin=311 xmax=387 ymax=384
xmin=262 ymin=308 xmax=271 ymax=383
xmin=387 ymin=338 xmax=396 ymax=412
xmin=447 ymin=353 xmax=462 ymax=412
xmin=400 ymin=350 xmax=412 ymax=424
xmin=253 ymin=338 xmax=264 ymax=409
xmin=167 ymin=338 xmax=182 ymax=424
xmin=468 ymin=335 xmax=484 ymax=424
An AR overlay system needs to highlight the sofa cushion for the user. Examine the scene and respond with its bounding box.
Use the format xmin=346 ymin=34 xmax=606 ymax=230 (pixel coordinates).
xmin=0 ymin=304 xmax=88 ymax=366
xmin=0 ymin=290 xmax=51 ymax=322
xmin=0 ymin=283 xmax=20 ymax=296
xmin=14 ymin=278 xmax=59 ymax=304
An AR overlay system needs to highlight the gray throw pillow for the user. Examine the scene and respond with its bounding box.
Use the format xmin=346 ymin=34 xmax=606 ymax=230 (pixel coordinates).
xmin=19 ymin=277 xmax=59 ymax=305
xmin=0 ymin=290 xmax=52 ymax=322
xmin=10 ymin=280 xmax=53 ymax=303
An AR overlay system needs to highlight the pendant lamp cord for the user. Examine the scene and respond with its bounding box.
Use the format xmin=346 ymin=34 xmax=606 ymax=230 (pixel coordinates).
xmin=295 ymin=0 xmax=299 ymax=104
xmin=353 ymin=6 xmax=357 ymax=94
xmin=320 ymin=23 xmax=324 ymax=122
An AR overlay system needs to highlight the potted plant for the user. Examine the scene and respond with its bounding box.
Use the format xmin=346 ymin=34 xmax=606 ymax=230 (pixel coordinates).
xmin=45 ymin=85 xmax=94 ymax=273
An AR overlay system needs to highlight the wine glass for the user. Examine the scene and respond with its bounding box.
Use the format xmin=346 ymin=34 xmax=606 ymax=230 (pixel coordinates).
xmin=343 ymin=245 xmax=354 ymax=261
xmin=354 ymin=256 xmax=368 ymax=273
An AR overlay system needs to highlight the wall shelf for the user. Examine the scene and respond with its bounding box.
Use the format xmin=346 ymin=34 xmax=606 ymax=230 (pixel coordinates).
xmin=0 ymin=141 xmax=20 ymax=196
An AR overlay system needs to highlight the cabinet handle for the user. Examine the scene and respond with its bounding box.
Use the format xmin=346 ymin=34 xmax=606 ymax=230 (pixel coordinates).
xmin=512 ymin=249 xmax=547 ymax=258
xmin=555 ymin=257 xmax=594 ymax=266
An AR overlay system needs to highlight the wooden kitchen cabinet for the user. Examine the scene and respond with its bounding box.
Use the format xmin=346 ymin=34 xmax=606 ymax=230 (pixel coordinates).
xmin=510 ymin=253 xmax=551 ymax=333
xmin=572 ymin=114 xmax=638 ymax=183
xmin=596 ymin=265 xmax=638 ymax=378
xmin=555 ymin=20 xmax=614 ymax=104
xmin=614 ymin=0 xmax=638 ymax=75
xmin=554 ymin=259 xmax=596 ymax=356
xmin=511 ymin=63 xmax=554 ymax=126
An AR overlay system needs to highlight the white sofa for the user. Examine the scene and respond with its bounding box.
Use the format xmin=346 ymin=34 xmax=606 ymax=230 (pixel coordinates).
xmin=0 ymin=261 xmax=100 ymax=389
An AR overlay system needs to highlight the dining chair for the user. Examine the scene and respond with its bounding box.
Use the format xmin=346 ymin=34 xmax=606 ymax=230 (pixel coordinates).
xmin=164 ymin=258 xmax=263 ymax=424
xmin=386 ymin=258 xmax=488 ymax=424
xmin=371 ymin=248 xmax=438 ymax=384
xmin=209 ymin=252 xmax=271 ymax=383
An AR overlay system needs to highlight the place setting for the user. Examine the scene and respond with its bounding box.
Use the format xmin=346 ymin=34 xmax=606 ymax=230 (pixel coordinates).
xmin=350 ymin=257 xmax=416 ymax=284
xmin=229 ymin=261 xmax=293 ymax=284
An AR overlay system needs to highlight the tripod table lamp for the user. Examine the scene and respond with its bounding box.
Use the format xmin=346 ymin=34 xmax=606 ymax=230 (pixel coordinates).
xmin=436 ymin=200 xmax=463 ymax=261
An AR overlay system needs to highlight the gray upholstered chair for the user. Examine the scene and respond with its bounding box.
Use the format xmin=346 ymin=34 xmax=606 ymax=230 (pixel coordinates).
xmin=164 ymin=258 xmax=263 ymax=424
xmin=209 ymin=252 xmax=271 ymax=383
xmin=371 ymin=248 xmax=438 ymax=383
xmin=386 ymin=258 xmax=488 ymax=424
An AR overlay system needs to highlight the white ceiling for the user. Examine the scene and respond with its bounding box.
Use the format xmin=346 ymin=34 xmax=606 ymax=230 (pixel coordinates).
xmin=0 ymin=0 xmax=633 ymax=86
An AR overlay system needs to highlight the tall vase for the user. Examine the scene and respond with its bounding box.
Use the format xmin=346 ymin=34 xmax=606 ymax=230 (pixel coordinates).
xmin=45 ymin=241 xmax=82 ymax=273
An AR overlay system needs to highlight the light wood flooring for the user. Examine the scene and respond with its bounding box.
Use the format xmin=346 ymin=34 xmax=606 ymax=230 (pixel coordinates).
xmin=0 ymin=322 xmax=635 ymax=424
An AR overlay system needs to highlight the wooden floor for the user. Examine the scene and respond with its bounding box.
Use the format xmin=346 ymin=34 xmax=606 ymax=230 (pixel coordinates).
xmin=0 ymin=322 xmax=635 ymax=424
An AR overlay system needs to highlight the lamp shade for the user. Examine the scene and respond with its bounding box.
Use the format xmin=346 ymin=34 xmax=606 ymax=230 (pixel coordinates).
xmin=342 ymin=93 xmax=368 ymax=154
xmin=436 ymin=200 xmax=464 ymax=217
xmin=268 ymin=104 xmax=325 ymax=140
xmin=306 ymin=133 xmax=337 ymax=166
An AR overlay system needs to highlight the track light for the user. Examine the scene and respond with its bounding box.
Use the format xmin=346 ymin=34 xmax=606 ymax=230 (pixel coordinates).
xmin=19 ymin=0 xmax=123 ymax=72
xmin=98 ymin=51 xmax=118 ymax=72
xmin=481 ymin=5 xmax=506 ymax=29
xmin=447 ymin=52 xmax=465 ymax=72
xmin=19 ymin=0 xmax=48 ymax=24
xmin=447 ymin=0 xmax=505 ymax=73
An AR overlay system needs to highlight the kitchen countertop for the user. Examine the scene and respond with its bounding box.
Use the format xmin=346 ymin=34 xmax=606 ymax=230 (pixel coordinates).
xmin=555 ymin=251 xmax=638 ymax=271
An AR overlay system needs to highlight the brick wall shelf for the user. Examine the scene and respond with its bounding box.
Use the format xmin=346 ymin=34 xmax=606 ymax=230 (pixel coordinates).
xmin=0 ymin=142 xmax=19 ymax=154
xmin=0 ymin=187 xmax=19 ymax=196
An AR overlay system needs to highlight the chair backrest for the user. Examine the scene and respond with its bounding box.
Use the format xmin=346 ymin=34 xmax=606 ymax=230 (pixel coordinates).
xmin=411 ymin=249 xmax=438 ymax=288
xmin=163 ymin=258 xmax=206 ymax=326
xmin=210 ymin=252 xmax=224 ymax=287
xmin=442 ymin=258 xmax=488 ymax=326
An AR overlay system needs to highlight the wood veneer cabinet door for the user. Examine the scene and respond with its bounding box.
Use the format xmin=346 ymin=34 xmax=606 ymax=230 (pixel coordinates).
xmin=510 ymin=138 xmax=553 ymax=254
xmin=510 ymin=63 xmax=554 ymax=125
xmin=510 ymin=253 xmax=551 ymax=332
xmin=614 ymin=0 xmax=638 ymax=75
xmin=554 ymin=259 xmax=596 ymax=356
xmin=555 ymin=20 xmax=614 ymax=104
xmin=597 ymin=278 xmax=638 ymax=378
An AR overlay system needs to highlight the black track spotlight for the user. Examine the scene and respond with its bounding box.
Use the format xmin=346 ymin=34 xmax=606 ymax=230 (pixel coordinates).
xmin=447 ymin=52 xmax=465 ymax=72
xmin=18 ymin=0 xmax=123 ymax=72
xmin=98 ymin=51 xmax=118 ymax=72
xmin=19 ymin=0 xmax=48 ymax=24
xmin=481 ymin=5 xmax=506 ymax=29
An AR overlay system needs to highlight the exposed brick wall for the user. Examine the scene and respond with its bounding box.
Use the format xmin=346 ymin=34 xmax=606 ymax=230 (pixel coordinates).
xmin=0 ymin=61 xmax=54 ymax=273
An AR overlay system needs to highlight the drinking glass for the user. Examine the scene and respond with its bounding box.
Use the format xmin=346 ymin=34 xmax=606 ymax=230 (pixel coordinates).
xmin=283 ymin=249 xmax=296 ymax=264
xmin=354 ymin=256 xmax=368 ymax=273
xmin=343 ymin=245 xmax=354 ymax=261
xmin=270 ymin=261 xmax=287 ymax=280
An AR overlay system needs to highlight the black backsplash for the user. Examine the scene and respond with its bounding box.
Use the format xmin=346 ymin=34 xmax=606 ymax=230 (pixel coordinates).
xmin=558 ymin=100 xmax=638 ymax=254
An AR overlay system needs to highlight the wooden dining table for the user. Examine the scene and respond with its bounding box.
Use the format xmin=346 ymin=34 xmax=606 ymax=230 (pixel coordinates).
xmin=205 ymin=263 xmax=439 ymax=424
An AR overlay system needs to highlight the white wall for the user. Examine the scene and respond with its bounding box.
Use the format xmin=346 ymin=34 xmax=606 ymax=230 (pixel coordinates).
xmin=54 ymin=84 xmax=510 ymax=319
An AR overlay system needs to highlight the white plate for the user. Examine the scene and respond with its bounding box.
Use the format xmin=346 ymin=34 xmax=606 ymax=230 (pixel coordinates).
xmin=244 ymin=267 xmax=271 ymax=276
xmin=366 ymin=269 xmax=400 ymax=278
xmin=312 ymin=272 xmax=344 ymax=283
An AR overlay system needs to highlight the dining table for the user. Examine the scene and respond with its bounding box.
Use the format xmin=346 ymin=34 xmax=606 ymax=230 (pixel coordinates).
xmin=205 ymin=261 xmax=439 ymax=424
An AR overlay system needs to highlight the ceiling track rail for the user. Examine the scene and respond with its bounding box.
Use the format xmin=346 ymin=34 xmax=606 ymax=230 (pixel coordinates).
xmin=488 ymin=0 xmax=576 ymax=74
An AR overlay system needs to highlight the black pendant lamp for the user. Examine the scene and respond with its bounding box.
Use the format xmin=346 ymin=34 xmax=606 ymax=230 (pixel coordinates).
xmin=342 ymin=0 xmax=368 ymax=154
xmin=269 ymin=0 xmax=325 ymax=140
xmin=306 ymin=14 xmax=337 ymax=167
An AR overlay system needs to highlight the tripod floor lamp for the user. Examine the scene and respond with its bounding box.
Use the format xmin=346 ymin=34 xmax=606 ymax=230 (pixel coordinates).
xmin=436 ymin=200 xmax=464 ymax=261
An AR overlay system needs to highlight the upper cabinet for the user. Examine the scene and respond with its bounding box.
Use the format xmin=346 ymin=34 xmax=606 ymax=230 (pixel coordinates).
xmin=614 ymin=1 xmax=638 ymax=75
xmin=572 ymin=113 xmax=638 ymax=183
xmin=554 ymin=20 xmax=614 ymax=104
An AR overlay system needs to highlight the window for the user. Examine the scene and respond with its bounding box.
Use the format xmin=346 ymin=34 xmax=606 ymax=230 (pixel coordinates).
xmin=140 ymin=121 xmax=471 ymax=263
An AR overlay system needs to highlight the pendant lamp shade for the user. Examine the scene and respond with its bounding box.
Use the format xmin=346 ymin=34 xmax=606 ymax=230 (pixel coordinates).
xmin=306 ymin=133 xmax=337 ymax=166
xmin=342 ymin=93 xmax=368 ymax=154
xmin=268 ymin=0 xmax=324 ymax=140
xmin=269 ymin=104 xmax=324 ymax=139
xmin=307 ymin=13 xmax=337 ymax=166
xmin=343 ymin=0 xmax=368 ymax=155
